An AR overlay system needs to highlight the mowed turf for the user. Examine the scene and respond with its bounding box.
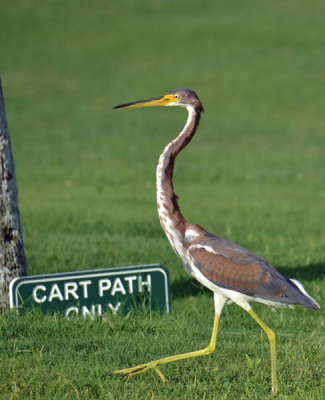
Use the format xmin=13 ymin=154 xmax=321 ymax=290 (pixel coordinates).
xmin=0 ymin=0 xmax=324 ymax=398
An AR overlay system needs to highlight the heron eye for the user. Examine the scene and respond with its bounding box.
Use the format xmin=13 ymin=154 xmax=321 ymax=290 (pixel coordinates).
xmin=174 ymin=94 xmax=180 ymax=100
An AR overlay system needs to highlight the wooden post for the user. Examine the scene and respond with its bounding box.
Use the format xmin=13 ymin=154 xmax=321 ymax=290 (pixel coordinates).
xmin=0 ymin=77 xmax=27 ymax=309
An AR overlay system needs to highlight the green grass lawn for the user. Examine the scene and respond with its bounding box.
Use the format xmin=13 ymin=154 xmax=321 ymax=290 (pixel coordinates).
xmin=1 ymin=0 xmax=324 ymax=398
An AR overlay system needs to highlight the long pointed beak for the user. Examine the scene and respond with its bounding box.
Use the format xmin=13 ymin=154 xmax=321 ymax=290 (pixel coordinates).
xmin=113 ymin=94 xmax=174 ymax=110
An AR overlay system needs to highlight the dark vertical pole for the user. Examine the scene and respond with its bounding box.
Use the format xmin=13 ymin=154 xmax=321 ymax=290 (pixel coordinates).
xmin=0 ymin=77 xmax=27 ymax=309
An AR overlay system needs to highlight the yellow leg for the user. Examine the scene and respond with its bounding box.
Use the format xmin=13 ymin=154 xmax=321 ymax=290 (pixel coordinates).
xmin=113 ymin=312 xmax=222 ymax=381
xmin=247 ymin=309 xmax=278 ymax=396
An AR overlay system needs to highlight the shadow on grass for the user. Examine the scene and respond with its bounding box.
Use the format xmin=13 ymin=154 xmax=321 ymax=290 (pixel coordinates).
xmin=171 ymin=276 xmax=209 ymax=300
xmin=171 ymin=262 xmax=325 ymax=300
xmin=277 ymin=262 xmax=325 ymax=282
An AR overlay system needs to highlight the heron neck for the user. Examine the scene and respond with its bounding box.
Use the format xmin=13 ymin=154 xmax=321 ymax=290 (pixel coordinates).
xmin=156 ymin=106 xmax=201 ymax=251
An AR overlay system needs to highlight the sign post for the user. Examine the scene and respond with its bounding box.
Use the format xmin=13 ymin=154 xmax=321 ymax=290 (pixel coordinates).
xmin=10 ymin=264 xmax=170 ymax=318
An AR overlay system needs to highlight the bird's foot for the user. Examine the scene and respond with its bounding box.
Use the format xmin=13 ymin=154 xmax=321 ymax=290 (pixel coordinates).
xmin=271 ymin=383 xmax=278 ymax=396
xmin=113 ymin=361 xmax=168 ymax=382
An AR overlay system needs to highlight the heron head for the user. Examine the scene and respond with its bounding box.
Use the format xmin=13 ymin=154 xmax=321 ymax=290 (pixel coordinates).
xmin=113 ymin=88 xmax=204 ymax=113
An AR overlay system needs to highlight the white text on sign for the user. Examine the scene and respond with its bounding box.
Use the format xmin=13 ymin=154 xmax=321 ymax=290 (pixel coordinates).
xmin=32 ymin=275 xmax=152 ymax=303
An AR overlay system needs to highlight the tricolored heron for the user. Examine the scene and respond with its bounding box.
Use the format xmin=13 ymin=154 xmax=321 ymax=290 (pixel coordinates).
xmin=112 ymin=89 xmax=320 ymax=395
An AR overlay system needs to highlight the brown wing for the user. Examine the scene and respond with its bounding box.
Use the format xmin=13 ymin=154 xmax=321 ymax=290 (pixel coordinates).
xmin=187 ymin=233 xmax=291 ymax=300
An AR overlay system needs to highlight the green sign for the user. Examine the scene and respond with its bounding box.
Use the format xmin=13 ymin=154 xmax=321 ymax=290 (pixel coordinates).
xmin=9 ymin=264 xmax=170 ymax=318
